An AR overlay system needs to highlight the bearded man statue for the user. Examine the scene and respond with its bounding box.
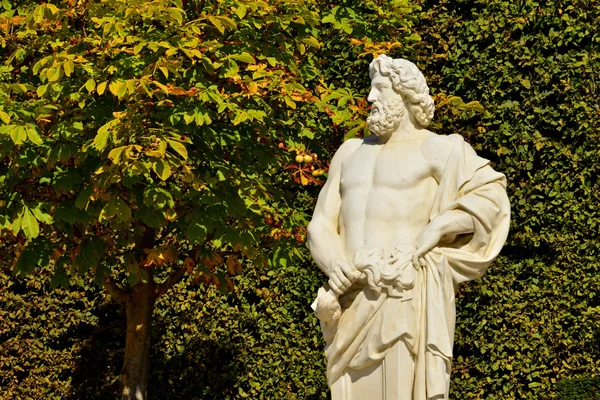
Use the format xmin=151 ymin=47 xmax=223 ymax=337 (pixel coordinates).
xmin=307 ymin=54 xmax=510 ymax=400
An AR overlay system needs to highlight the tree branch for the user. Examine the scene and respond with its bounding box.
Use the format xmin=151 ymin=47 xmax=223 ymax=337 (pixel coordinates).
xmin=156 ymin=267 xmax=187 ymax=297
xmin=103 ymin=275 xmax=129 ymax=305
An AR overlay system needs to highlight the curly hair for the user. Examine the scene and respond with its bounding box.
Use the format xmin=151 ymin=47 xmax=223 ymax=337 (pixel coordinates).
xmin=369 ymin=55 xmax=435 ymax=127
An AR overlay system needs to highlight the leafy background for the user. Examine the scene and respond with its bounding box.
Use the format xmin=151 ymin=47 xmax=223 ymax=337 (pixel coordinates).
xmin=1 ymin=0 xmax=599 ymax=399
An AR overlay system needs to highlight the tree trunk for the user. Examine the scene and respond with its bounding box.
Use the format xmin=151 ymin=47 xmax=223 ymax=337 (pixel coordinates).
xmin=120 ymin=282 xmax=155 ymax=400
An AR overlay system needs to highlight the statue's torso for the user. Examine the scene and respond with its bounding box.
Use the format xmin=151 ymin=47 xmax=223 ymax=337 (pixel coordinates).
xmin=339 ymin=134 xmax=444 ymax=259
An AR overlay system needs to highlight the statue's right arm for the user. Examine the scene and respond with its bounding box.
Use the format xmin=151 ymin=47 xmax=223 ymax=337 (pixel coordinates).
xmin=307 ymin=139 xmax=361 ymax=281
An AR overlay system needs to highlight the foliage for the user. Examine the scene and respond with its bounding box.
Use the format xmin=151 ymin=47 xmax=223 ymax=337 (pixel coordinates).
xmin=415 ymin=0 xmax=600 ymax=398
xmin=0 ymin=267 xmax=112 ymax=400
xmin=0 ymin=261 xmax=326 ymax=399
xmin=557 ymin=377 xmax=600 ymax=400
xmin=0 ymin=0 xmax=424 ymax=397
xmin=6 ymin=0 xmax=599 ymax=398
xmin=0 ymin=0 xmax=323 ymax=289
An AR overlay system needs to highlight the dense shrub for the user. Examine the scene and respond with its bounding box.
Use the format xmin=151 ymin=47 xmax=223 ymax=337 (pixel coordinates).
xmin=0 ymin=260 xmax=326 ymax=399
xmin=416 ymin=0 xmax=600 ymax=398
xmin=557 ymin=377 xmax=600 ymax=400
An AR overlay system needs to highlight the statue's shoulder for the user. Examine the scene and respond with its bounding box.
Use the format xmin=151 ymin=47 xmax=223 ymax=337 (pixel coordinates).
xmin=333 ymin=138 xmax=363 ymax=162
xmin=421 ymin=132 xmax=462 ymax=163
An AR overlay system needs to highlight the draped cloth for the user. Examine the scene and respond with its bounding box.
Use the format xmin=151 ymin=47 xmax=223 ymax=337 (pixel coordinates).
xmin=312 ymin=134 xmax=511 ymax=399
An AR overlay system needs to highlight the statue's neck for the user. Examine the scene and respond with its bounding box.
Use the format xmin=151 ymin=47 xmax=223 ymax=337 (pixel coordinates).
xmin=377 ymin=112 xmax=424 ymax=144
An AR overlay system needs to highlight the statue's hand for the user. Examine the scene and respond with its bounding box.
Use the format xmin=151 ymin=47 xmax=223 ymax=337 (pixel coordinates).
xmin=413 ymin=220 xmax=444 ymax=268
xmin=328 ymin=259 xmax=361 ymax=295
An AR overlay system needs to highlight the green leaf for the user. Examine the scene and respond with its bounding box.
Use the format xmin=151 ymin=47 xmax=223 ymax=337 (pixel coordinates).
xmin=322 ymin=14 xmax=336 ymax=24
xmin=231 ymin=52 xmax=255 ymax=64
xmin=94 ymin=263 xmax=106 ymax=287
xmin=127 ymin=272 xmax=139 ymax=286
xmin=166 ymin=139 xmax=188 ymax=160
xmin=94 ymin=123 xmax=111 ymax=150
xmin=50 ymin=257 xmax=70 ymax=288
xmin=139 ymin=269 xmax=149 ymax=283
xmin=301 ymin=36 xmax=321 ymax=48
xmin=25 ymin=125 xmax=43 ymax=145
xmin=186 ymin=221 xmax=208 ymax=244
xmin=115 ymin=199 xmax=132 ymax=222
xmin=15 ymin=248 xmax=37 ymax=275
xmin=284 ymin=97 xmax=296 ymax=109
xmin=10 ymin=214 xmax=22 ymax=236
xmin=153 ymin=159 xmax=172 ymax=180
xmin=75 ymin=185 xmax=94 ymax=209
xmin=77 ymin=238 xmax=105 ymax=273
xmin=31 ymin=207 xmax=53 ymax=224
xmin=21 ymin=207 xmax=40 ymax=239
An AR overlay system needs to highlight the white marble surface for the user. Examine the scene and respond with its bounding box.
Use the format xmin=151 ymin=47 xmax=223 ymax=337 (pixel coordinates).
xmin=308 ymin=54 xmax=510 ymax=400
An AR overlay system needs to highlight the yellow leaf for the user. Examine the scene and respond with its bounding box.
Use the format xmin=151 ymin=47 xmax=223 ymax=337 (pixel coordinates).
xmin=97 ymin=81 xmax=108 ymax=95
xmin=85 ymin=79 xmax=96 ymax=93
xmin=0 ymin=110 xmax=10 ymax=124
xmin=63 ymin=60 xmax=74 ymax=77
xmin=108 ymin=146 xmax=126 ymax=163
xmin=208 ymin=16 xmax=224 ymax=34
xmin=109 ymin=81 xmax=127 ymax=98
xmin=46 ymin=66 xmax=62 ymax=82
xmin=235 ymin=5 xmax=247 ymax=19
xmin=496 ymin=147 xmax=510 ymax=156
xmin=36 ymin=85 xmax=47 ymax=97
xmin=166 ymin=138 xmax=188 ymax=160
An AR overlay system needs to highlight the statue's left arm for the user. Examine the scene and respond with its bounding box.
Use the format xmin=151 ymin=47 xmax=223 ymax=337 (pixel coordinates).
xmin=412 ymin=135 xmax=510 ymax=277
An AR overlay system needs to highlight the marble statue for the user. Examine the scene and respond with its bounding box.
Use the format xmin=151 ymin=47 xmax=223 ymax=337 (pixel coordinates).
xmin=307 ymin=54 xmax=510 ymax=400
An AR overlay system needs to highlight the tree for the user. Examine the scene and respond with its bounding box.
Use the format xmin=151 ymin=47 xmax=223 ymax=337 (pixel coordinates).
xmin=0 ymin=0 xmax=325 ymax=397
xmin=0 ymin=0 xmax=427 ymax=398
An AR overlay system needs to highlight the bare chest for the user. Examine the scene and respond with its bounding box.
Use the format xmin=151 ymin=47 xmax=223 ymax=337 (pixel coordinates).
xmin=341 ymin=144 xmax=434 ymax=192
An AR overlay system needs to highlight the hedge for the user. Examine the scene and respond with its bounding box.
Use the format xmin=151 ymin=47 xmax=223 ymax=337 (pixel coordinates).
xmin=557 ymin=377 xmax=600 ymax=400
xmin=416 ymin=0 xmax=600 ymax=398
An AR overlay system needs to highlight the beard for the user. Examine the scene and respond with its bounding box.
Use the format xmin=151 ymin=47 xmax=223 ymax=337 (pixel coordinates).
xmin=366 ymin=98 xmax=405 ymax=136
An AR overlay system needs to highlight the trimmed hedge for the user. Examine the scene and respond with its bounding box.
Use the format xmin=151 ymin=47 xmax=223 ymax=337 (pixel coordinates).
xmin=416 ymin=0 xmax=600 ymax=398
xmin=0 ymin=261 xmax=327 ymax=399
xmin=557 ymin=377 xmax=600 ymax=400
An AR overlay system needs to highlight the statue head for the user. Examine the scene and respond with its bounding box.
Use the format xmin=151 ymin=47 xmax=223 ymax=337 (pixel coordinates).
xmin=366 ymin=54 xmax=435 ymax=136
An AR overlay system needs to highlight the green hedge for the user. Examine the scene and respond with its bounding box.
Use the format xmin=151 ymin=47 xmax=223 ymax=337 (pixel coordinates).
xmin=416 ymin=0 xmax=600 ymax=398
xmin=557 ymin=377 xmax=600 ymax=400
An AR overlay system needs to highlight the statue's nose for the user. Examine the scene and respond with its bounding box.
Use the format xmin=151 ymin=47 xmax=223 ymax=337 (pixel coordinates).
xmin=367 ymin=89 xmax=377 ymax=103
